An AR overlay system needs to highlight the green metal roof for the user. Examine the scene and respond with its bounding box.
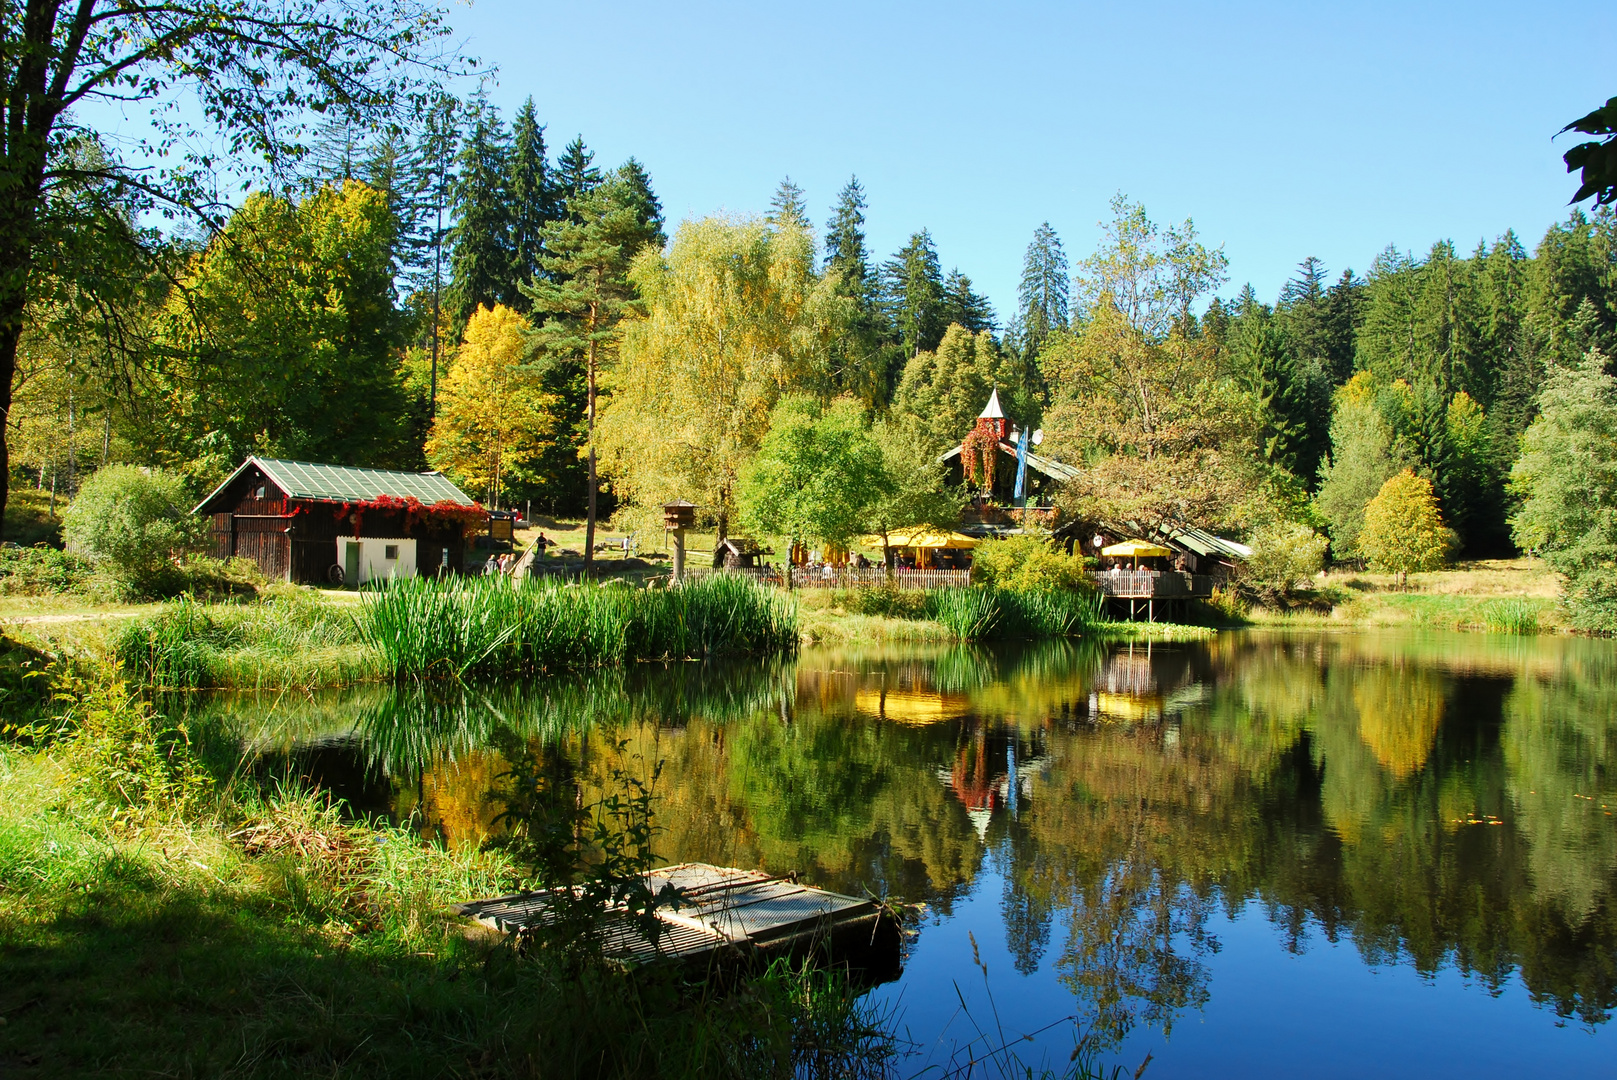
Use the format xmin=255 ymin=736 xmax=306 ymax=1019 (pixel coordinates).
xmin=194 ymin=456 xmax=477 ymax=514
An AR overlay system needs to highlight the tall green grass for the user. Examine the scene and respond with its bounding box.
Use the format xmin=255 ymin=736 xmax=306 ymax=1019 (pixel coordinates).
xmin=928 ymin=586 xmax=1107 ymax=641
xmin=115 ymin=591 xmax=373 ymax=690
xmin=1481 ymin=598 xmax=1542 ymax=635
xmin=360 ymin=574 xmax=798 ymax=681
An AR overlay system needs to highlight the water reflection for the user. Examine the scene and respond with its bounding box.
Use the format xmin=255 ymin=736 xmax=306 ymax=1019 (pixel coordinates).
xmin=175 ymin=630 xmax=1617 ymax=1044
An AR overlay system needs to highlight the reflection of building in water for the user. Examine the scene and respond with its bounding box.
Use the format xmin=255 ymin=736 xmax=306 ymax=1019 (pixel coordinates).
xmin=853 ymin=686 xmax=974 ymax=725
xmin=936 ymin=722 xmax=1049 ymax=839
xmin=1083 ymin=645 xmax=1209 ymax=725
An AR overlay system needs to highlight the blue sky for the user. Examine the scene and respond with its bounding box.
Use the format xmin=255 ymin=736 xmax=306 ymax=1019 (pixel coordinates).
xmin=445 ymin=0 xmax=1614 ymax=320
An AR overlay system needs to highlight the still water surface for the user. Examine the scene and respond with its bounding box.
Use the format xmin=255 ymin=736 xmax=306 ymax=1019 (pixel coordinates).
xmin=185 ymin=630 xmax=1617 ymax=1076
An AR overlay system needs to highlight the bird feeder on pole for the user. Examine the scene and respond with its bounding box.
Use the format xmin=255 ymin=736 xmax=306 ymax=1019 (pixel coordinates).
xmin=663 ymin=501 xmax=697 ymax=583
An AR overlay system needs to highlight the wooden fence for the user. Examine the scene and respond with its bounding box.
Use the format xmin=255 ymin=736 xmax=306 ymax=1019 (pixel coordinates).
xmin=686 ymin=566 xmax=971 ymax=590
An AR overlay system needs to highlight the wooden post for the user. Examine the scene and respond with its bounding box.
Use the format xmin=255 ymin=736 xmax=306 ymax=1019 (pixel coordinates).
xmin=663 ymin=501 xmax=697 ymax=585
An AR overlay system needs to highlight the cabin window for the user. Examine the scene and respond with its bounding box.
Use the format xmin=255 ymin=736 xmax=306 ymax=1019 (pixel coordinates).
xmin=254 ymin=485 xmax=266 ymax=499
xmin=384 ymin=545 xmax=399 ymax=560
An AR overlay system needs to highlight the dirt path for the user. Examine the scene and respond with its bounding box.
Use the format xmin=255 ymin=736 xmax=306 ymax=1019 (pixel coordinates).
xmin=2 ymin=611 xmax=141 ymax=626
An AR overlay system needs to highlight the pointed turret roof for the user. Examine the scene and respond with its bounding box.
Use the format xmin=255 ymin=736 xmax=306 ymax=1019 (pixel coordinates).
xmin=978 ymin=388 xmax=1004 ymax=419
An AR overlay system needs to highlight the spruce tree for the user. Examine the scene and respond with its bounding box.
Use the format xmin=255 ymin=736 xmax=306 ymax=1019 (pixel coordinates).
xmin=410 ymin=92 xmax=461 ymax=415
xmin=1016 ymin=222 xmax=1069 ymax=355
xmin=445 ymin=96 xmax=513 ymax=333
xmin=883 ymin=230 xmax=946 ymax=357
xmin=822 ymin=176 xmax=889 ymax=404
xmin=554 ymin=136 xmax=602 ymax=213
xmin=941 ymin=269 xmax=995 ymax=333
xmin=767 ymin=177 xmax=809 ymax=231
xmin=614 ymin=158 xmax=666 ymax=250
xmin=507 ymin=98 xmax=554 ymax=311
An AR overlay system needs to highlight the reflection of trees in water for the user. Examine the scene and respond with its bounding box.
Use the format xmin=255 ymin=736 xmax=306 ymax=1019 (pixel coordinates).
xmin=198 ymin=629 xmax=1617 ymax=1032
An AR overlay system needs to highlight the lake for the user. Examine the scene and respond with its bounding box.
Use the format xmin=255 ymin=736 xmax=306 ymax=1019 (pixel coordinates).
xmin=179 ymin=629 xmax=1617 ymax=1077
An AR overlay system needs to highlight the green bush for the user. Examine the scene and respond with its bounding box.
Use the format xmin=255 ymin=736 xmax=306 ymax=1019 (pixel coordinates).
xmin=57 ymin=679 xmax=212 ymax=822
xmin=1242 ymin=521 xmax=1327 ymax=605
xmin=61 ymin=465 xmax=203 ymax=597
xmin=0 ymin=545 xmax=94 ymax=596
xmin=833 ymin=583 xmax=929 ymax=620
xmin=970 ymin=533 xmax=1090 ymax=592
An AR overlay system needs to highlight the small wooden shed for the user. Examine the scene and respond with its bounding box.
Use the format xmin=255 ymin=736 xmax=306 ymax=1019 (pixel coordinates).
xmin=193 ymin=457 xmax=485 ymax=585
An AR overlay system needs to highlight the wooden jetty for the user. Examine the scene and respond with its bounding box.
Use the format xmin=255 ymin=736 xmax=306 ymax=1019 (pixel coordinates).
xmin=455 ymin=863 xmax=901 ymax=979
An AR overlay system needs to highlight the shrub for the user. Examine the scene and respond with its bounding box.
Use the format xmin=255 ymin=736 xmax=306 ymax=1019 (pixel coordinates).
xmin=834 ymin=583 xmax=929 ymax=620
xmin=971 ymin=533 xmax=1090 ymax=592
xmin=1360 ymin=469 xmax=1451 ymax=587
xmin=61 ymin=465 xmax=203 ymax=597
xmin=0 ymin=545 xmax=94 ymax=596
xmin=57 ymin=679 xmax=212 ymax=822
xmin=1242 ymin=522 xmax=1327 ymax=605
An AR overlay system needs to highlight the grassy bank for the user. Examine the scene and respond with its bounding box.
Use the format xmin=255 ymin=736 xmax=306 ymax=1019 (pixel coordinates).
xmin=2 ymin=673 xmax=1137 ymax=1079
xmin=1248 ymin=559 xmax=1565 ymax=634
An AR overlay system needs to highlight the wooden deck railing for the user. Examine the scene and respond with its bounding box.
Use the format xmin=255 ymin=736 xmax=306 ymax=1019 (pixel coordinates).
xmin=686 ymin=566 xmax=971 ymax=590
xmin=1087 ymin=570 xmax=1217 ymax=598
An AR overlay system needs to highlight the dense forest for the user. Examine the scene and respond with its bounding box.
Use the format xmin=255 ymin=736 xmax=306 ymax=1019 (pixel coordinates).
xmin=11 ymin=86 xmax=1617 ymax=620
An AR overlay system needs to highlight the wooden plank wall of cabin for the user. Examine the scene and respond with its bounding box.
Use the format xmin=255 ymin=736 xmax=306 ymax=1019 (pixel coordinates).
xmin=291 ymin=539 xmax=338 ymax=584
xmin=209 ymin=513 xmax=233 ymax=559
xmin=235 ymin=517 xmax=290 ymax=579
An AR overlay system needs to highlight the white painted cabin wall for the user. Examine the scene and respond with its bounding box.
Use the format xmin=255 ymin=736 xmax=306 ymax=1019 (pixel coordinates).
xmin=335 ymin=536 xmax=417 ymax=584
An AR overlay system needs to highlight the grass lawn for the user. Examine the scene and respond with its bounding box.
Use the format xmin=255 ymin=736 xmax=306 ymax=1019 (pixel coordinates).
xmin=1250 ymin=558 xmax=1566 ymax=633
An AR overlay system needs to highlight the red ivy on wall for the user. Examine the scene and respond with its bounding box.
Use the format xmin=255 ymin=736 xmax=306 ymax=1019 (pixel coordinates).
xmin=332 ymin=495 xmax=488 ymax=534
xmin=961 ymin=425 xmax=1000 ymax=490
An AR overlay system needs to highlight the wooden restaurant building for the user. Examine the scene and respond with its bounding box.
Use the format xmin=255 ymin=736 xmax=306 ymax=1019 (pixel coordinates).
xmin=193 ymin=457 xmax=486 ymax=585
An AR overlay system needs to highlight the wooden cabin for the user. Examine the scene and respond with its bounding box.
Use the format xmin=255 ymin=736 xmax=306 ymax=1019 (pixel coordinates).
xmin=193 ymin=457 xmax=485 ymax=585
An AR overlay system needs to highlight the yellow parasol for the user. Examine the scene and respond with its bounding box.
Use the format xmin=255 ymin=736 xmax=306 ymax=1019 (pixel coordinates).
xmin=861 ymin=529 xmax=979 ymax=549
xmin=1100 ymin=539 xmax=1172 ymax=568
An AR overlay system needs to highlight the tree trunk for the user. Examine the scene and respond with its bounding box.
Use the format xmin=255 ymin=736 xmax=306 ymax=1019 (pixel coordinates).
xmin=583 ymin=332 xmax=598 ymax=578
xmin=713 ymin=509 xmax=728 ymax=568
xmin=0 ymin=317 xmax=18 ymax=540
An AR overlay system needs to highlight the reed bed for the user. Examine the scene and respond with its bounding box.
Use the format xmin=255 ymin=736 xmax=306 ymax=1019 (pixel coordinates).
xmin=115 ymin=592 xmax=375 ymax=690
xmin=928 ymin=586 xmax=1108 ymax=641
xmin=359 ymin=574 xmax=798 ymax=681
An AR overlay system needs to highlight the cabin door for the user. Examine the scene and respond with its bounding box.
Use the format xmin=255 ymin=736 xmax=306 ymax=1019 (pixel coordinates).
xmin=344 ymin=541 xmax=361 ymax=586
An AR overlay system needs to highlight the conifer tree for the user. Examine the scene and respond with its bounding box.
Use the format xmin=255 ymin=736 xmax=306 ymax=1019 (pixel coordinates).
xmin=446 ymin=96 xmax=513 ymax=333
xmin=554 ymin=136 xmax=602 ymax=213
xmin=883 ymin=231 xmax=946 ymax=357
xmin=412 ymin=93 xmax=461 ymax=416
xmin=614 ymin=158 xmax=667 ymax=250
xmin=941 ymin=269 xmax=996 ymax=334
xmin=767 ymin=177 xmax=810 ymax=231
xmin=523 ymin=176 xmax=657 ymax=574
xmin=822 ymin=176 xmax=888 ymax=404
xmin=1017 ymin=222 xmax=1069 ymax=355
xmin=507 ymin=98 xmax=554 ymax=311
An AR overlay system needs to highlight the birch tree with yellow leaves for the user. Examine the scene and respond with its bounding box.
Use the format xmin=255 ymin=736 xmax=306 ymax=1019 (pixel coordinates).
xmin=598 ymin=216 xmax=854 ymax=545
xmin=426 ymin=304 xmax=558 ymax=508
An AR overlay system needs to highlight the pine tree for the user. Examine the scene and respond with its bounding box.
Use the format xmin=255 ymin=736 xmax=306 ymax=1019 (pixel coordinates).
xmin=523 ymin=175 xmax=658 ymax=575
xmin=883 ymin=230 xmax=945 ymax=357
xmin=1016 ymin=222 xmax=1069 ymax=355
xmin=941 ymin=269 xmax=995 ymax=333
xmin=554 ymin=136 xmax=602 ymax=214
xmin=767 ymin=176 xmax=809 ymax=231
xmin=445 ymin=96 xmax=512 ymax=333
xmin=1321 ymin=269 xmax=1364 ymax=385
xmin=507 ymin=98 xmax=554 ymax=311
